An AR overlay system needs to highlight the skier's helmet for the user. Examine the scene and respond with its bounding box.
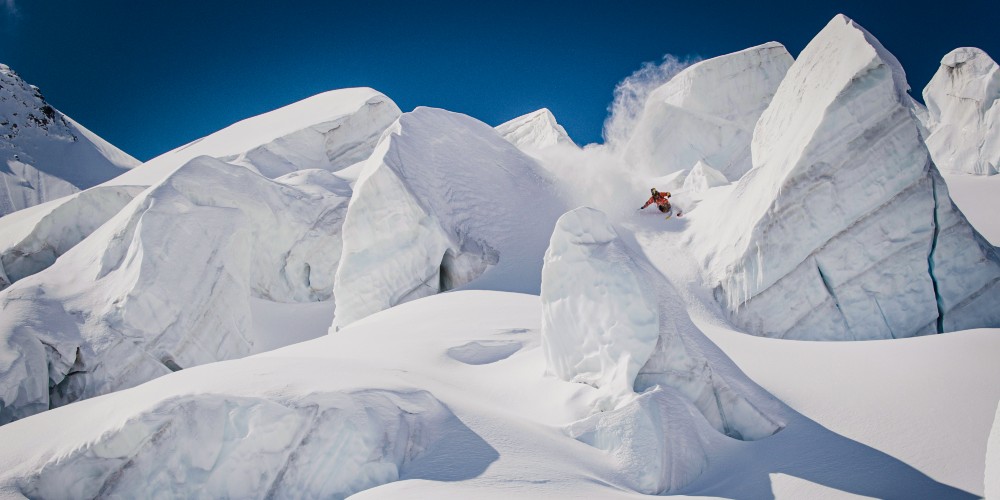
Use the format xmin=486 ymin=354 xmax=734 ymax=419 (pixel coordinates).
xmin=650 ymin=187 xmax=657 ymax=195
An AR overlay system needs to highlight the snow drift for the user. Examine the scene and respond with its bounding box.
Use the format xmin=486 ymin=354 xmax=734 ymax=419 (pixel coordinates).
xmin=0 ymin=64 xmax=138 ymax=216
xmin=495 ymin=108 xmax=577 ymax=151
xmin=0 ymin=156 xmax=351 ymax=424
xmin=691 ymin=15 xmax=1000 ymax=341
xmin=542 ymin=208 xmax=781 ymax=491
xmin=333 ymin=107 xmax=567 ymax=328
xmin=923 ymin=48 xmax=1000 ymax=175
xmin=622 ymin=42 xmax=793 ymax=180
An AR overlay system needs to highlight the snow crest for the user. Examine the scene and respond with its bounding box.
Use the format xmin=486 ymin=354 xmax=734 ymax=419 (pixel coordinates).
xmin=0 ymin=156 xmax=351 ymax=423
xmin=692 ymin=15 xmax=1000 ymax=340
xmin=0 ymin=64 xmax=138 ymax=216
xmin=495 ymin=108 xmax=576 ymax=151
xmin=923 ymin=48 xmax=1000 ymax=175
xmin=622 ymin=42 xmax=793 ymax=180
xmin=333 ymin=107 xmax=566 ymax=328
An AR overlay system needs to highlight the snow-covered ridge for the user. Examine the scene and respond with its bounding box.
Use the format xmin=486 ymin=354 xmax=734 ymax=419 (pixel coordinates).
xmin=622 ymin=42 xmax=793 ymax=180
xmin=333 ymin=107 xmax=568 ymax=328
xmin=0 ymin=64 xmax=138 ymax=216
xmin=923 ymin=47 xmax=1000 ymax=175
xmin=691 ymin=14 xmax=1000 ymax=340
xmin=495 ymin=108 xmax=576 ymax=150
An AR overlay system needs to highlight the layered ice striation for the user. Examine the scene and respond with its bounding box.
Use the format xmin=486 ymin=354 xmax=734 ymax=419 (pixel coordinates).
xmin=542 ymin=208 xmax=781 ymax=491
xmin=495 ymin=108 xmax=577 ymax=151
xmin=0 ymin=88 xmax=398 ymax=290
xmin=4 ymin=390 xmax=450 ymax=499
xmin=0 ymin=64 xmax=139 ymax=216
xmin=0 ymin=156 xmax=351 ymax=424
xmin=333 ymin=107 xmax=566 ymax=327
xmin=692 ymin=15 xmax=1000 ymax=341
xmin=923 ymin=48 xmax=1000 ymax=175
xmin=622 ymin=43 xmax=793 ymax=180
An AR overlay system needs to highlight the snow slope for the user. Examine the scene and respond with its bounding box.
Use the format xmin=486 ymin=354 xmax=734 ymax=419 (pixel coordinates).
xmin=333 ymin=107 xmax=568 ymax=327
xmin=0 ymin=290 xmax=984 ymax=499
xmin=622 ymin=42 xmax=793 ymax=180
xmin=0 ymin=156 xmax=351 ymax=424
xmin=0 ymin=64 xmax=138 ymax=216
xmin=923 ymin=48 xmax=1000 ymax=175
xmin=691 ymin=15 xmax=1000 ymax=340
xmin=495 ymin=108 xmax=577 ymax=150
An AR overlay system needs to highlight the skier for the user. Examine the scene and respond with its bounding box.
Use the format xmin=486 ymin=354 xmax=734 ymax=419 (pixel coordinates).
xmin=640 ymin=188 xmax=681 ymax=218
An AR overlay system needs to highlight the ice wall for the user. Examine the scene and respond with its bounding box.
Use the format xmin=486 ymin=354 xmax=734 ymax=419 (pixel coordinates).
xmin=333 ymin=107 xmax=566 ymax=328
xmin=622 ymin=43 xmax=793 ymax=180
xmin=923 ymin=48 xmax=1000 ymax=175
xmin=692 ymin=15 xmax=1000 ymax=340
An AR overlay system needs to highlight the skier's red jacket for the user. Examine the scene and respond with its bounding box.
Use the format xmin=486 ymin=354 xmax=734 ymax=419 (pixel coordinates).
xmin=642 ymin=191 xmax=671 ymax=209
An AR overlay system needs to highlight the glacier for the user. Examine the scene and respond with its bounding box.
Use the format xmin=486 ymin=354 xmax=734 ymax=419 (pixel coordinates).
xmin=333 ymin=107 xmax=568 ymax=328
xmin=621 ymin=42 xmax=793 ymax=180
xmin=0 ymin=155 xmax=352 ymax=424
xmin=923 ymin=48 xmax=1000 ymax=175
xmin=690 ymin=15 xmax=1000 ymax=340
xmin=0 ymin=64 xmax=138 ymax=216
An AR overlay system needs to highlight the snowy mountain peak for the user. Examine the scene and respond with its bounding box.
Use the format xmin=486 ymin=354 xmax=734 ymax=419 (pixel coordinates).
xmin=923 ymin=47 xmax=1000 ymax=175
xmin=0 ymin=64 xmax=138 ymax=216
xmin=495 ymin=107 xmax=576 ymax=150
xmin=622 ymin=41 xmax=793 ymax=179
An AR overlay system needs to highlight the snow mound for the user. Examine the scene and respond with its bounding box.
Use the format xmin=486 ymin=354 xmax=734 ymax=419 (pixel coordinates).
xmin=495 ymin=108 xmax=577 ymax=150
xmin=567 ymin=386 xmax=714 ymax=494
xmin=0 ymin=185 xmax=144 ymax=290
xmin=622 ymin=42 xmax=793 ymax=180
xmin=923 ymin=47 xmax=1000 ymax=175
xmin=0 ymin=156 xmax=352 ymax=423
xmin=6 ymin=390 xmax=449 ymax=499
xmin=681 ymin=160 xmax=729 ymax=194
xmin=691 ymin=15 xmax=1000 ymax=340
xmin=542 ymin=208 xmax=781 ymax=440
xmin=333 ymin=107 xmax=566 ymax=327
xmin=0 ymin=64 xmax=138 ymax=216
xmin=106 ymin=87 xmax=400 ymax=187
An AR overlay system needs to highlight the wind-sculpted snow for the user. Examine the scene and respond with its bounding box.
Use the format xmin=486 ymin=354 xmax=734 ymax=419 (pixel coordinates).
xmin=4 ymin=390 xmax=449 ymax=499
xmin=0 ymin=185 xmax=144 ymax=290
xmin=333 ymin=107 xmax=566 ymax=327
xmin=0 ymin=64 xmax=138 ymax=216
xmin=681 ymin=160 xmax=728 ymax=195
xmin=542 ymin=208 xmax=781 ymax=491
xmin=0 ymin=156 xmax=351 ymax=423
xmin=495 ymin=108 xmax=577 ymax=151
xmin=622 ymin=43 xmax=793 ymax=180
xmin=923 ymin=48 xmax=1000 ymax=175
xmin=691 ymin=15 xmax=1000 ymax=341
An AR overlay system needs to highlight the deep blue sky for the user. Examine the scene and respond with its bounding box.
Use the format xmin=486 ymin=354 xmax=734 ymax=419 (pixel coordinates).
xmin=2 ymin=0 xmax=998 ymax=160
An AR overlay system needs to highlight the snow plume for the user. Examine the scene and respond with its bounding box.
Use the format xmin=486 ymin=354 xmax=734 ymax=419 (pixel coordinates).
xmin=602 ymin=54 xmax=698 ymax=151
xmin=531 ymin=143 xmax=646 ymax=222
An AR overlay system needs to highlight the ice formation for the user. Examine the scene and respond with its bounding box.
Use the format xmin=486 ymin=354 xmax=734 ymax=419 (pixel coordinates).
xmin=622 ymin=43 xmax=793 ymax=180
xmin=923 ymin=48 xmax=1000 ymax=175
xmin=495 ymin=108 xmax=577 ymax=150
xmin=567 ymin=387 xmax=712 ymax=494
xmin=542 ymin=207 xmax=781 ymax=490
xmin=681 ymin=160 xmax=729 ymax=195
xmin=1 ymin=389 xmax=450 ymax=498
xmin=0 ymin=156 xmax=351 ymax=423
xmin=692 ymin=15 xmax=1000 ymax=341
xmin=333 ymin=107 xmax=567 ymax=327
xmin=0 ymin=64 xmax=138 ymax=216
